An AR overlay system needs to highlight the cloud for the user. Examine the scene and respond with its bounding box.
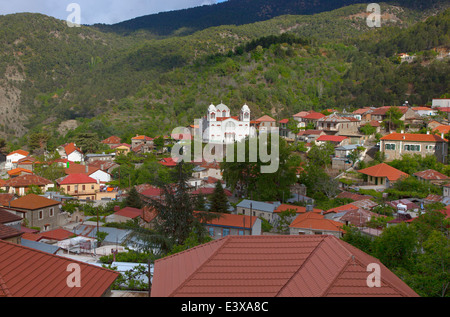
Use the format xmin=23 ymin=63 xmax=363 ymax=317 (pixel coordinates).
xmin=0 ymin=0 xmax=219 ymax=25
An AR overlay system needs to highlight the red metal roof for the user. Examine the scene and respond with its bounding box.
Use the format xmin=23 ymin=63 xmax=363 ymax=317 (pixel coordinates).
xmin=0 ymin=239 xmax=119 ymax=297
xmin=316 ymin=135 xmax=348 ymax=142
xmin=151 ymin=235 xmax=419 ymax=297
xmin=274 ymin=203 xmax=322 ymax=214
xmin=413 ymin=169 xmax=449 ymax=180
xmin=289 ymin=212 xmax=344 ymax=232
xmin=59 ymin=173 xmax=97 ymax=185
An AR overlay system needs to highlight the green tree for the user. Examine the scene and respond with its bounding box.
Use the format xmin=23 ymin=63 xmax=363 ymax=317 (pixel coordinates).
xmin=373 ymin=223 xmax=418 ymax=271
xmin=124 ymin=187 xmax=143 ymax=209
xmin=209 ymin=180 xmax=229 ymax=213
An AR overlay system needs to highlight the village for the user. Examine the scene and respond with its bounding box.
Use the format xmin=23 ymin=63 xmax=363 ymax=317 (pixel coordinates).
xmin=0 ymin=98 xmax=449 ymax=298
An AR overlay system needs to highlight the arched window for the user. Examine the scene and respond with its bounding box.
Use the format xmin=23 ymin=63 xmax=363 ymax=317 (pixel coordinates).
xmin=244 ymin=112 xmax=249 ymax=119
xmin=210 ymin=112 xmax=215 ymax=120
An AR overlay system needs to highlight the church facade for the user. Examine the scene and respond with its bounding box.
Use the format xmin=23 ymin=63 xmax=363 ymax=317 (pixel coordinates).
xmin=200 ymin=103 xmax=254 ymax=144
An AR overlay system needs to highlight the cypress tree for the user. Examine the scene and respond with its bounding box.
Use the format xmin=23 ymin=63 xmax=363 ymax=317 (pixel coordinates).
xmin=209 ymin=180 xmax=229 ymax=213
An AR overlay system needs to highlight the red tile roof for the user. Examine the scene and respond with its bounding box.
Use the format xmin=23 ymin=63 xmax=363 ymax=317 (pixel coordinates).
xmin=9 ymin=194 xmax=60 ymax=211
xmin=274 ymin=203 xmax=322 ymax=214
xmin=7 ymin=150 xmax=29 ymax=157
xmin=336 ymin=191 xmax=373 ymax=201
xmin=159 ymin=157 xmax=178 ymax=167
xmin=0 ymin=208 xmax=22 ymax=224
xmin=191 ymin=187 xmax=232 ymax=196
xmin=64 ymin=142 xmax=82 ymax=155
xmin=7 ymin=168 xmax=33 ymax=177
xmin=114 ymin=207 xmax=143 ymax=219
xmin=316 ymin=135 xmax=348 ymax=142
xmin=302 ymin=112 xmax=326 ymax=120
xmin=0 ymin=194 xmax=15 ymax=208
xmin=324 ymin=203 xmax=359 ymax=215
xmin=65 ymin=163 xmax=99 ymax=175
xmin=3 ymin=174 xmax=53 ymax=187
xmin=358 ymin=163 xmax=409 ymax=181
xmin=101 ymin=135 xmax=121 ymax=144
xmin=37 ymin=228 xmax=74 ymax=241
xmin=59 ymin=173 xmax=97 ymax=185
xmin=0 ymin=239 xmax=119 ymax=297
xmin=132 ymin=135 xmax=153 ymax=141
xmin=433 ymin=125 xmax=450 ymax=134
xmin=413 ymin=169 xmax=449 ymax=180
xmin=0 ymin=224 xmax=23 ymax=240
xmin=289 ymin=212 xmax=344 ymax=232
xmin=381 ymin=132 xmax=446 ymax=142
xmin=196 ymin=211 xmax=257 ymax=229
xmin=278 ymin=118 xmax=289 ymax=124
xmin=256 ymin=115 xmax=276 ymax=122
xmin=151 ymin=235 xmax=419 ymax=297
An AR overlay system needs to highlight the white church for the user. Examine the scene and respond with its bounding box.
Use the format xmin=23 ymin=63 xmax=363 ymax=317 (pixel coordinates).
xmin=200 ymin=103 xmax=255 ymax=144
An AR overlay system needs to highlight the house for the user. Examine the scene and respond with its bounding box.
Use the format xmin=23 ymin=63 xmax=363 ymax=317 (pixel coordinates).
xmin=57 ymin=142 xmax=84 ymax=162
xmin=316 ymin=114 xmax=360 ymax=135
xmin=293 ymin=111 xmax=325 ymax=129
xmin=289 ymin=212 xmax=345 ymax=237
xmin=200 ymin=103 xmax=253 ymax=144
xmin=111 ymin=143 xmax=132 ymax=155
xmin=16 ymin=156 xmax=38 ymax=172
xmin=1 ymin=174 xmax=54 ymax=196
xmin=235 ymin=199 xmax=281 ymax=223
xmin=0 ymin=193 xmax=16 ymax=207
xmin=274 ymin=203 xmax=322 ymax=215
xmin=413 ymin=169 xmax=449 ymax=185
xmin=88 ymin=160 xmax=119 ymax=174
xmin=339 ymin=208 xmax=383 ymax=228
xmin=159 ymin=157 xmax=178 ymax=167
xmin=105 ymin=206 xmax=144 ymax=225
xmin=256 ymin=115 xmax=277 ymax=133
xmin=151 ymin=235 xmax=419 ymax=297
xmin=0 ymin=239 xmax=119 ymax=297
xmin=431 ymin=98 xmax=450 ymax=109
xmin=296 ymin=129 xmax=326 ymax=143
xmin=197 ymin=211 xmax=261 ymax=239
xmin=131 ymin=135 xmax=154 ymax=149
xmin=84 ymin=152 xmax=115 ymax=163
xmin=0 ymin=208 xmax=23 ymax=244
xmin=57 ymin=174 xmax=99 ymax=201
xmin=65 ymin=162 xmax=112 ymax=184
xmin=5 ymin=194 xmax=61 ymax=232
xmin=380 ymin=132 xmax=448 ymax=163
xmin=432 ymin=124 xmax=450 ymax=136
xmin=315 ymin=135 xmax=349 ymax=147
xmin=386 ymin=199 xmax=420 ymax=217
xmin=357 ymin=163 xmax=409 ymax=188
xmin=7 ymin=167 xmax=33 ymax=178
xmin=278 ymin=118 xmax=290 ymax=138
xmin=332 ymin=144 xmax=365 ymax=170
xmin=370 ymin=106 xmax=420 ymax=127
xmin=352 ymin=107 xmax=375 ymax=121
xmin=411 ymin=106 xmax=438 ymax=117
xmin=101 ymin=135 xmax=121 ymax=148
xmin=5 ymin=150 xmax=29 ymax=171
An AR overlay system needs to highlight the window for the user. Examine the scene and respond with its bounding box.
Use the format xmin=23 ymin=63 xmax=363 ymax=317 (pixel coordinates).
xmin=38 ymin=210 xmax=43 ymax=220
xmin=82 ymin=185 xmax=86 ymax=191
xmin=385 ymin=143 xmax=396 ymax=150
xmin=49 ymin=208 xmax=54 ymax=217
xmin=91 ymin=185 xmax=95 ymax=189
xmin=404 ymin=144 xmax=420 ymax=152
xmin=67 ymin=185 xmax=71 ymax=192
xmin=223 ymin=228 xmax=230 ymax=237
xmin=238 ymin=230 xmax=244 ymax=235
xmin=209 ymin=227 xmax=214 ymax=237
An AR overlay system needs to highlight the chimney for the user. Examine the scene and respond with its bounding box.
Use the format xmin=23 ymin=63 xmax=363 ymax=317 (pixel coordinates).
xmin=85 ymin=165 xmax=88 ymax=174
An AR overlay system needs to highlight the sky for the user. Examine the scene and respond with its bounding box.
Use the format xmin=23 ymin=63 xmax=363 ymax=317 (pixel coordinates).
xmin=0 ymin=0 xmax=228 ymax=25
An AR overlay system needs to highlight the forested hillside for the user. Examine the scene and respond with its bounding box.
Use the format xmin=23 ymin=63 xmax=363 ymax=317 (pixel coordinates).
xmin=0 ymin=2 xmax=448 ymax=151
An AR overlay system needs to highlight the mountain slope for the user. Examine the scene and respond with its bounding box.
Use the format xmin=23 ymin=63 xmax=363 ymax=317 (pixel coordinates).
xmin=95 ymin=0 xmax=447 ymax=37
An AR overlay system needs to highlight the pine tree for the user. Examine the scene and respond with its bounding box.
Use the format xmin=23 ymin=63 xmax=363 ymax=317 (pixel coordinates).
xmin=125 ymin=186 xmax=143 ymax=209
xmin=209 ymin=180 xmax=230 ymax=213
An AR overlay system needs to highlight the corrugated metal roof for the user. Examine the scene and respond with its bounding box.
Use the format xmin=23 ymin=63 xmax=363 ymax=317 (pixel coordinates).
xmin=151 ymin=235 xmax=419 ymax=297
xmin=236 ymin=200 xmax=280 ymax=213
